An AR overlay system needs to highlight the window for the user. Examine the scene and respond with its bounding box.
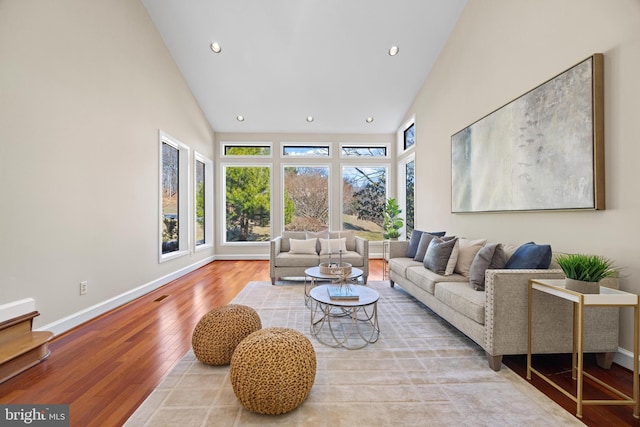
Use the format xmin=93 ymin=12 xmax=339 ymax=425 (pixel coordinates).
xmin=340 ymin=145 xmax=388 ymax=157
xmin=222 ymin=143 xmax=272 ymax=157
xmin=282 ymin=144 xmax=330 ymax=157
xmin=223 ymin=165 xmax=271 ymax=242
xmin=404 ymin=159 xmax=415 ymax=237
xmin=194 ymin=152 xmax=213 ymax=250
xmin=404 ymin=123 xmax=415 ymax=150
xmin=283 ymin=166 xmax=329 ymax=231
xmin=342 ymin=165 xmax=388 ymax=241
xmin=159 ymin=131 xmax=190 ymax=261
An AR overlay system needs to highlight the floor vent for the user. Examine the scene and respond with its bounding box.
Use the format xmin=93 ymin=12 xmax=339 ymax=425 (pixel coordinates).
xmin=154 ymin=295 xmax=170 ymax=302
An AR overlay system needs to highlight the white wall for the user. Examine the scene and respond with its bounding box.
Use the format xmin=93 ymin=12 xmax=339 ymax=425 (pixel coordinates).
xmin=0 ymin=0 xmax=215 ymax=330
xmin=404 ymin=0 xmax=640 ymax=362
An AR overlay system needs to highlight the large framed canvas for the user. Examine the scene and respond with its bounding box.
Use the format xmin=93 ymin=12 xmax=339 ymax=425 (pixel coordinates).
xmin=451 ymin=54 xmax=604 ymax=213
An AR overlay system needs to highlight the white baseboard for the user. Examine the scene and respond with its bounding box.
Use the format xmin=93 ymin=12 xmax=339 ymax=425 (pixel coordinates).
xmin=36 ymin=256 xmax=215 ymax=336
xmin=214 ymin=254 xmax=269 ymax=260
xmin=613 ymin=346 xmax=635 ymax=370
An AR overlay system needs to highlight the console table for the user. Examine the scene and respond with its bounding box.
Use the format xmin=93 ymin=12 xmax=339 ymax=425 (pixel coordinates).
xmin=527 ymin=278 xmax=639 ymax=419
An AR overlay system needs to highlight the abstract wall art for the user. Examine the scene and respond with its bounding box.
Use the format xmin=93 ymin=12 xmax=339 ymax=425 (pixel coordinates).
xmin=451 ymin=54 xmax=604 ymax=213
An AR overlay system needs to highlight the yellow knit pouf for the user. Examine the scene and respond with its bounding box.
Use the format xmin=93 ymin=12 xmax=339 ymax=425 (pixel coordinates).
xmin=230 ymin=327 xmax=316 ymax=415
xmin=191 ymin=304 xmax=261 ymax=365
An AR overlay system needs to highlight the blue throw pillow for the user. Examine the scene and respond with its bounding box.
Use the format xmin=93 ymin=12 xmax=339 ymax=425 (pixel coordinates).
xmin=405 ymin=230 xmax=446 ymax=258
xmin=505 ymin=242 xmax=552 ymax=269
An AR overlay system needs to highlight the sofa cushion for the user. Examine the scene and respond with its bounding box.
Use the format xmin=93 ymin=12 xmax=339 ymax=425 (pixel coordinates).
xmin=469 ymin=243 xmax=506 ymax=291
xmin=434 ymin=282 xmax=485 ymax=325
xmin=305 ymin=230 xmax=329 ymax=253
xmin=329 ymin=230 xmax=356 ymax=251
xmin=281 ymin=231 xmax=307 ymax=252
xmin=274 ymin=252 xmax=320 ymax=267
xmin=406 ymin=230 xmax=446 ymax=258
xmin=406 ymin=267 xmax=467 ymax=295
xmin=505 ymin=242 xmax=552 ymax=269
xmin=424 ymin=237 xmax=458 ymax=275
xmin=389 ymin=257 xmax=423 ymax=279
xmin=321 ymin=250 xmax=364 ymax=267
xmin=454 ymin=238 xmax=487 ymax=277
xmin=289 ymin=238 xmax=318 ymax=255
xmin=319 ymin=238 xmax=347 ymax=255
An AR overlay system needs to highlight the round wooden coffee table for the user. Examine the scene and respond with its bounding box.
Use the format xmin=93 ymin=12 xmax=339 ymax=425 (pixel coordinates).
xmin=309 ymin=284 xmax=379 ymax=349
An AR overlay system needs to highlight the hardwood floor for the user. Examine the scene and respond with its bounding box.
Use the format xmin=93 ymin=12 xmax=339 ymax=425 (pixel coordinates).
xmin=0 ymin=260 xmax=635 ymax=426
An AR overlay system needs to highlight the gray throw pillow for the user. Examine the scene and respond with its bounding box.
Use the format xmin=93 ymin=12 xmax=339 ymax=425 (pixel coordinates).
xmin=423 ymin=237 xmax=459 ymax=275
xmin=469 ymin=243 xmax=507 ymax=290
xmin=413 ymin=233 xmax=436 ymax=261
xmin=406 ymin=230 xmax=446 ymax=258
xmin=414 ymin=233 xmax=452 ymax=261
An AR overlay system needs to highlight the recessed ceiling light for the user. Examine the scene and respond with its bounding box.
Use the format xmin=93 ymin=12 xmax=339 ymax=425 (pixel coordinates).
xmin=236 ymin=115 xmax=244 ymax=122
xmin=210 ymin=42 xmax=222 ymax=53
xmin=366 ymin=117 xmax=374 ymax=123
xmin=306 ymin=116 xmax=314 ymax=123
xmin=389 ymin=46 xmax=399 ymax=56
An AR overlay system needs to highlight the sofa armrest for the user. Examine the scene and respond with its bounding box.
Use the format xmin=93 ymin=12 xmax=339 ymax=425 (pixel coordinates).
xmin=484 ymin=268 xmax=619 ymax=360
xmin=269 ymin=237 xmax=282 ymax=278
xmin=484 ymin=269 xmax=565 ymax=356
xmin=388 ymin=240 xmax=409 ymax=259
xmin=355 ymin=237 xmax=369 ymax=279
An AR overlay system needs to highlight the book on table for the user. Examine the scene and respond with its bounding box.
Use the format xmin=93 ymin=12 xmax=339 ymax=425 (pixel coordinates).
xmin=327 ymin=286 xmax=359 ymax=300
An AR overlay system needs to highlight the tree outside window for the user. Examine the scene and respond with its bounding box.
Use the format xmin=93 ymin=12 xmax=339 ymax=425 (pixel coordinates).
xmin=405 ymin=160 xmax=415 ymax=237
xmin=342 ymin=166 xmax=387 ymax=241
xmin=283 ymin=166 xmax=329 ymax=231
xmin=161 ymin=142 xmax=179 ymax=254
xmin=225 ymin=166 xmax=271 ymax=242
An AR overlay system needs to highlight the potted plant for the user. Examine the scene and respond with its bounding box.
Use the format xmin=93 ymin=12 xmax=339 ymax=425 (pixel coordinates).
xmin=555 ymin=253 xmax=616 ymax=294
xmin=383 ymin=198 xmax=404 ymax=240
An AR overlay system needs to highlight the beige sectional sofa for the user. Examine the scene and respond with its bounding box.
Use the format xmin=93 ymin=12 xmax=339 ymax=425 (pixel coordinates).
xmin=270 ymin=230 xmax=369 ymax=285
xmin=388 ymin=237 xmax=619 ymax=371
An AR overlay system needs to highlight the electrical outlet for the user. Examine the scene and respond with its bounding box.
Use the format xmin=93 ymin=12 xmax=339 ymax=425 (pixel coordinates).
xmin=80 ymin=281 xmax=88 ymax=295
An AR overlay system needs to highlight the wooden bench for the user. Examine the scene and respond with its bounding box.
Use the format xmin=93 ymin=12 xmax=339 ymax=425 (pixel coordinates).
xmin=0 ymin=311 xmax=53 ymax=383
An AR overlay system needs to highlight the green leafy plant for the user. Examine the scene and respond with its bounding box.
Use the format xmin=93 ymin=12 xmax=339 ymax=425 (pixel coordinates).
xmin=382 ymin=198 xmax=403 ymax=239
xmin=555 ymin=253 xmax=616 ymax=282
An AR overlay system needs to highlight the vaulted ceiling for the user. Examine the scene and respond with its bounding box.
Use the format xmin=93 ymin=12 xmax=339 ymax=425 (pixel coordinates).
xmin=142 ymin=0 xmax=467 ymax=134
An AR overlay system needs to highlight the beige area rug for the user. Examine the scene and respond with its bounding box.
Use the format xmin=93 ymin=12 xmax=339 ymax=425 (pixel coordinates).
xmin=125 ymin=281 xmax=583 ymax=427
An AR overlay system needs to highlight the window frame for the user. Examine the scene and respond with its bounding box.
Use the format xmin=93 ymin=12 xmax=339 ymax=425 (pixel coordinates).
xmin=398 ymin=154 xmax=415 ymax=240
xmin=221 ymin=142 xmax=273 ymax=158
xmin=397 ymin=116 xmax=416 ymax=154
xmin=339 ymin=143 xmax=390 ymax=159
xmin=220 ymin=162 xmax=273 ymax=246
xmin=282 ymin=164 xmax=331 ymax=232
xmin=280 ymin=142 xmax=332 ymax=158
xmin=193 ymin=151 xmax=214 ymax=252
xmin=340 ymin=163 xmax=390 ymax=240
xmin=159 ymin=130 xmax=190 ymax=263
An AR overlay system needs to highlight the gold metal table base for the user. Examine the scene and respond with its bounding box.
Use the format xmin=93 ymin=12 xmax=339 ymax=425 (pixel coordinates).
xmin=527 ymin=279 xmax=639 ymax=419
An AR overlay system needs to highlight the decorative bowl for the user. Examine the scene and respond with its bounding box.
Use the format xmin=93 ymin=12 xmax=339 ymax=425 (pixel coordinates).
xmin=318 ymin=262 xmax=352 ymax=277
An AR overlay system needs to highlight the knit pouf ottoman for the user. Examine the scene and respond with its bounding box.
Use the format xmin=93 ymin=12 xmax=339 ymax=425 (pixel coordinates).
xmin=230 ymin=327 xmax=316 ymax=415
xmin=191 ymin=304 xmax=261 ymax=365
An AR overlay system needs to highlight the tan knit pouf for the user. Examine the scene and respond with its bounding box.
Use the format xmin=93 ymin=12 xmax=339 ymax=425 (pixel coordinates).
xmin=191 ymin=304 xmax=261 ymax=365
xmin=230 ymin=327 xmax=316 ymax=415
